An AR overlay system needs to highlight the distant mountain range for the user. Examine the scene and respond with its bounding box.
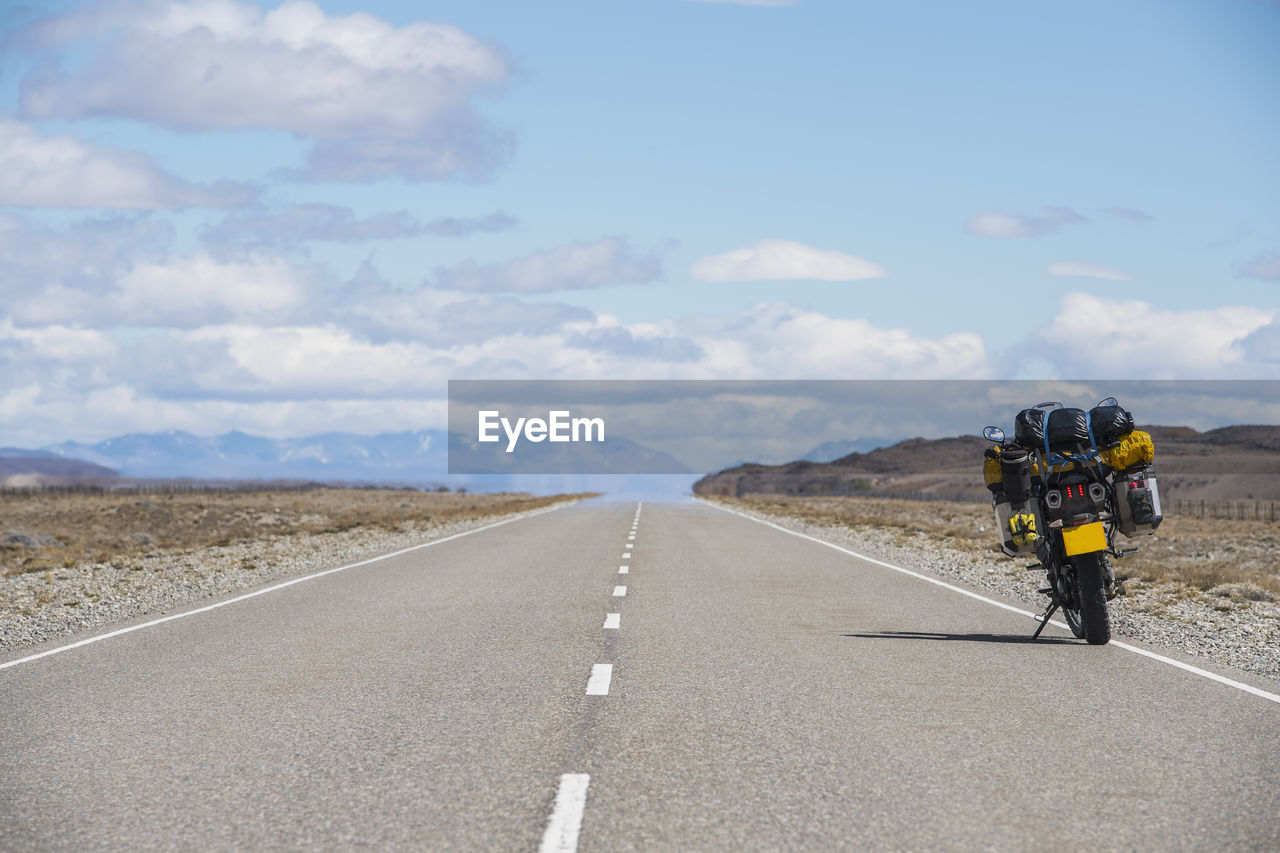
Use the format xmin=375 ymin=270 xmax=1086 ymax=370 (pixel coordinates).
xmin=0 ymin=430 xmax=449 ymax=485
xmin=447 ymin=431 xmax=692 ymax=475
xmin=801 ymin=437 xmax=888 ymax=463
xmin=0 ymin=427 xmax=692 ymax=488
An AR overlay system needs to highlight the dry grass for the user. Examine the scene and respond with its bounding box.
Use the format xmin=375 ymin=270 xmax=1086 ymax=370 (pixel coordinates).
xmin=0 ymin=488 xmax=593 ymax=577
xmin=723 ymin=494 xmax=1280 ymax=597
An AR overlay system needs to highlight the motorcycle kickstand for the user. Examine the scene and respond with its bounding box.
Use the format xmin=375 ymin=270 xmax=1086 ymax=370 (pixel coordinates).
xmin=1031 ymin=601 xmax=1059 ymax=640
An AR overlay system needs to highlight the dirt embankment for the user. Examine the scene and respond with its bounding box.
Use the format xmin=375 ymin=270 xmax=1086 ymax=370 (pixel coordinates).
xmin=0 ymin=488 xmax=594 ymax=652
xmin=0 ymin=488 xmax=588 ymax=577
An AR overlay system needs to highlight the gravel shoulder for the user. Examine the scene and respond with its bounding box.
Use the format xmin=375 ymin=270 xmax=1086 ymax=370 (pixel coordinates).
xmin=705 ymin=497 xmax=1280 ymax=684
xmin=1 ymin=499 xmax=578 ymax=654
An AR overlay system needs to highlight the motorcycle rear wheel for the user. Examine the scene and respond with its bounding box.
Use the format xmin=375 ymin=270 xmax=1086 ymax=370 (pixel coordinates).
xmin=1072 ymin=552 xmax=1112 ymax=645
xmin=1062 ymin=602 xmax=1086 ymax=640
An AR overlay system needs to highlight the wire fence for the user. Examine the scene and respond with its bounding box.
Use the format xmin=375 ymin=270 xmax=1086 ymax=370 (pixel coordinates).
xmin=1166 ymin=499 xmax=1279 ymax=522
xmin=744 ymin=489 xmax=1280 ymax=522
xmin=873 ymin=493 xmax=1278 ymax=521
xmin=0 ymin=480 xmax=454 ymax=497
xmin=853 ymin=489 xmax=988 ymax=504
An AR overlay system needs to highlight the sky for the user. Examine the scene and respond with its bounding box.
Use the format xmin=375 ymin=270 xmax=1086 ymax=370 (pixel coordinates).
xmin=0 ymin=0 xmax=1277 ymax=447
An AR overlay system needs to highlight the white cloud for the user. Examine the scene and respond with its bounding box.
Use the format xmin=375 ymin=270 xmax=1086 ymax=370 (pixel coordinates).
xmin=0 ymin=292 xmax=995 ymax=442
xmin=6 ymin=250 xmax=318 ymax=327
xmin=1046 ymin=261 xmax=1134 ymax=281
xmin=0 ymin=119 xmax=253 ymax=209
xmin=0 ymin=318 xmax=116 ymax=362
xmin=691 ymin=240 xmax=887 ymax=282
xmin=186 ymin=324 xmax=450 ymax=395
xmin=0 ymin=214 xmax=171 ymax=293
xmin=0 ymin=381 xmax=450 ymax=447
xmin=965 ymin=207 xmax=1086 ymax=238
xmin=683 ymin=303 xmax=986 ymax=378
xmin=431 ymin=237 xmax=662 ymax=293
xmin=18 ymin=0 xmax=512 ymax=181
xmin=1034 ymin=292 xmax=1277 ymax=378
xmin=10 ymin=239 xmax=1280 ymax=445
xmin=1238 ymin=251 xmax=1280 ymax=282
xmin=1102 ymin=207 xmax=1152 ymax=222
xmin=202 ymin=205 xmax=517 ymax=248
xmin=1241 ymin=319 xmax=1280 ymax=363
xmin=115 ymin=254 xmax=309 ymax=325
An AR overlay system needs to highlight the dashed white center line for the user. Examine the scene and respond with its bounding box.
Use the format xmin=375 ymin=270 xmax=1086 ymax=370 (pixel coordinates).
xmin=539 ymin=773 xmax=590 ymax=853
xmin=618 ymin=565 xmax=628 ymax=574
xmin=628 ymin=535 xmax=635 ymax=540
xmin=625 ymin=544 xmax=633 ymax=549
xmin=621 ymin=553 xmax=630 ymax=559
xmin=603 ymin=613 xmax=620 ymax=630
xmin=613 ymin=585 xmax=627 ymax=596
xmin=586 ymin=663 xmax=613 ymax=695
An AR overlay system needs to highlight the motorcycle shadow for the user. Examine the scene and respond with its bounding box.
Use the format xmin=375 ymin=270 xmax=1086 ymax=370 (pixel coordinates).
xmin=844 ymin=630 xmax=1078 ymax=645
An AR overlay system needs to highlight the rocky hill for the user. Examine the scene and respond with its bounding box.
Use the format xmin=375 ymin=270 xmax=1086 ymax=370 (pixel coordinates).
xmin=0 ymin=453 xmax=119 ymax=487
xmin=693 ymin=426 xmax=1280 ymax=502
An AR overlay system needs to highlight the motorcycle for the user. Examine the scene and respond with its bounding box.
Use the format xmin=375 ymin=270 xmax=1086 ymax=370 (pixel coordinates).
xmin=982 ymin=397 xmax=1163 ymax=646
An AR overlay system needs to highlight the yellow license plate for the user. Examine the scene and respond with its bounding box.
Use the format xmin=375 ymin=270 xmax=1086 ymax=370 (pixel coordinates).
xmin=1061 ymin=521 xmax=1107 ymax=556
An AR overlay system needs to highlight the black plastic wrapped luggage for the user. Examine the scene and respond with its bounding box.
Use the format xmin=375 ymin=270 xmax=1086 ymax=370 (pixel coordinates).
xmin=1089 ymin=404 xmax=1135 ymax=447
xmin=1045 ymin=407 xmax=1090 ymax=450
xmin=1014 ymin=408 xmax=1046 ymax=448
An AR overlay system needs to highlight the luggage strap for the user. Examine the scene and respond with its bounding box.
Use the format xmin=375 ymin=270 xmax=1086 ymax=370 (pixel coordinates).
xmin=1042 ymin=408 xmax=1101 ymax=483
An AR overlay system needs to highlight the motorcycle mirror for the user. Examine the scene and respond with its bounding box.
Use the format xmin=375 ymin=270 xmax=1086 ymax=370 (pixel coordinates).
xmin=983 ymin=426 xmax=1005 ymax=443
xmin=1097 ymin=396 xmax=1118 ymax=408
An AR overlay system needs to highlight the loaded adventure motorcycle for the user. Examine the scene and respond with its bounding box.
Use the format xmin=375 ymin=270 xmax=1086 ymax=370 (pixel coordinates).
xmin=982 ymin=397 xmax=1163 ymax=645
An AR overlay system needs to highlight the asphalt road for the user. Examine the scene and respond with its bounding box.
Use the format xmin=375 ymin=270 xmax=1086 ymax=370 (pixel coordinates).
xmin=2 ymin=500 xmax=1278 ymax=851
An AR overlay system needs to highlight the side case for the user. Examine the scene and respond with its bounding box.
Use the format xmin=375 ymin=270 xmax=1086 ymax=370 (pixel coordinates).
xmin=994 ymin=497 xmax=1043 ymax=556
xmin=1113 ymin=468 xmax=1163 ymax=537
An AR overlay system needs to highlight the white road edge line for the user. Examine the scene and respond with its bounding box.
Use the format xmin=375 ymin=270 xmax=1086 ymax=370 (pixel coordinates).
xmin=539 ymin=773 xmax=590 ymax=853
xmin=701 ymin=500 xmax=1280 ymax=706
xmin=586 ymin=663 xmax=613 ymax=695
xmin=604 ymin=613 xmax=620 ymax=630
xmin=1 ymin=502 xmax=574 ymax=672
